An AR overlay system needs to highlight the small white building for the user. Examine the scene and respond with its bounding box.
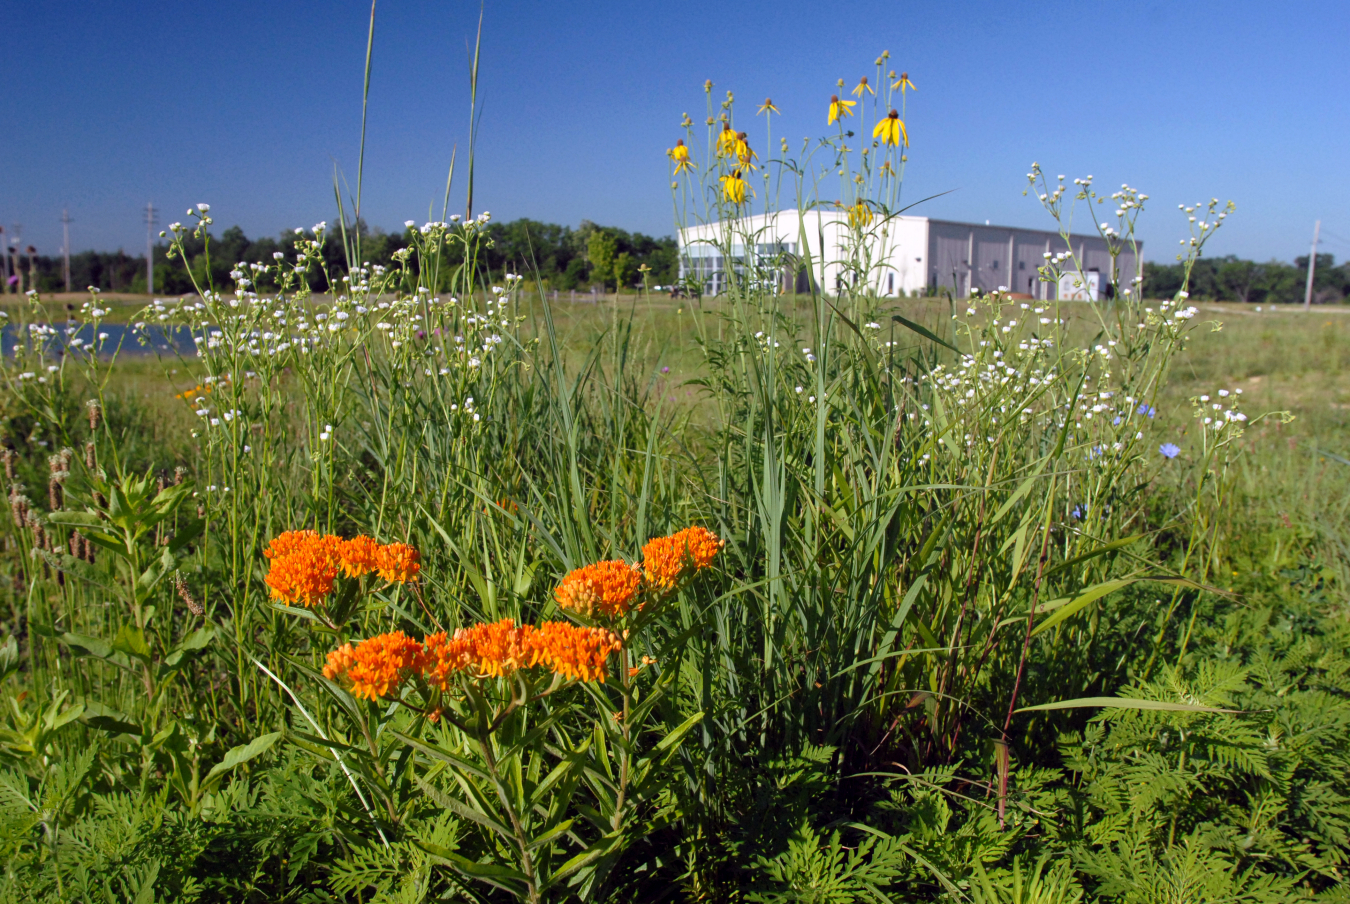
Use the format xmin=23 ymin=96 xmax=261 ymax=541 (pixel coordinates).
xmin=678 ymin=210 xmax=1140 ymax=300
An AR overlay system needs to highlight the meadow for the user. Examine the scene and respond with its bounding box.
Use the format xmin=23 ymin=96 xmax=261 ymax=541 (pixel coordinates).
xmin=1 ymin=50 xmax=1349 ymax=904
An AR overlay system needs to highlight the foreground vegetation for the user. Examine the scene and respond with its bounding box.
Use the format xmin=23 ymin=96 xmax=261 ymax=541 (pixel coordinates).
xmin=2 ymin=45 xmax=1349 ymax=904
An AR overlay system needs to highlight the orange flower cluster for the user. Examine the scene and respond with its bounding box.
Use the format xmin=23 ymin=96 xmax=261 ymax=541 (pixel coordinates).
xmin=323 ymin=630 xmax=425 ymax=700
xmin=375 ymin=542 xmax=421 ymax=583
xmin=550 ymin=528 xmax=722 ymax=618
xmin=324 ymin=620 xmax=622 ymax=700
xmin=264 ymin=530 xmax=420 ymax=607
xmin=265 ymin=531 xmax=341 ymax=606
xmin=554 ymin=560 xmax=642 ymax=618
xmin=338 ymin=535 xmax=381 ymax=577
xmin=640 ymin=526 xmax=723 ymax=593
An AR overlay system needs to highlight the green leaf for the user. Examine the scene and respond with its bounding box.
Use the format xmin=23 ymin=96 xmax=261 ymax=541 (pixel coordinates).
xmin=0 ymin=636 xmax=18 ymax=684
xmin=60 ymin=632 xmax=133 ymax=671
xmin=413 ymin=775 xmax=514 ymax=841
xmin=529 ymin=749 xmax=586 ymax=810
xmin=111 ymin=624 xmax=152 ymax=663
xmin=161 ymin=626 xmax=214 ymax=670
xmin=525 ymin=818 xmax=574 ymax=850
xmin=1016 ymin=696 xmax=1241 ymax=714
xmin=1045 ymin=535 xmax=1145 ymax=577
xmin=651 ymin=711 xmax=703 ymax=761
xmin=202 ymin=730 xmax=282 ymax=786
xmin=989 ymin=467 xmax=1046 ymax=527
xmin=83 ymin=717 xmax=143 ymax=744
xmin=542 ymin=840 xmax=615 ymax=890
xmin=1030 ymin=578 xmax=1136 ymax=636
xmin=424 ymin=844 xmax=530 ymax=882
xmin=136 ymin=547 xmax=176 ymax=597
xmin=891 ymin=312 xmax=959 ymax=353
xmin=167 ymin=518 xmax=205 ymax=553
xmin=34 ymin=550 xmax=116 ymax=593
xmin=44 ymin=510 xmax=107 ymax=530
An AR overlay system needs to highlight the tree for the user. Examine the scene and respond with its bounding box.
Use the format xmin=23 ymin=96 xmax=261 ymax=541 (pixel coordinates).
xmin=588 ymin=230 xmax=618 ymax=290
xmin=1217 ymin=257 xmax=1263 ymax=304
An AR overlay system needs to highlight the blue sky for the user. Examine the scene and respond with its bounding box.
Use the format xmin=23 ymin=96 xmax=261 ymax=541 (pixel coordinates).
xmin=4 ymin=0 xmax=1347 ymax=264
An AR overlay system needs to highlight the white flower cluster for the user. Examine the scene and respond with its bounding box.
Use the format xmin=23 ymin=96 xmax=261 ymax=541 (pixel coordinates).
xmin=1193 ymin=387 xmax=1246 ymax=431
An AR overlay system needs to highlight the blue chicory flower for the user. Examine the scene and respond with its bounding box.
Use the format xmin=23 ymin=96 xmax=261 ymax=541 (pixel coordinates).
xmin=1159 ymin=442 xmax=1180 ymax=459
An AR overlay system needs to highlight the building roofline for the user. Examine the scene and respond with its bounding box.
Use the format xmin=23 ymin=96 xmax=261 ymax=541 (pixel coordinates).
xmin=678 ymin=211 xmax=1139 ymax=249
xmin=924 ymin=217 xmax=1139 ymax=248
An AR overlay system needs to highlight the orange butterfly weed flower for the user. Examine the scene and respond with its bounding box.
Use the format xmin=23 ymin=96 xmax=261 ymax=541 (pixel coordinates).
xmin=554 ymin=559 xmax=641 ymax=618
xmin=527 ymin=621 xmax=622 ymax=683
xmin=265 ymin=544 xmax=339 ymax=607
xmin=419 ymin=619 xmax=621 ymax=686
xmin=323 ymin=642 xmax=358 ymax=682
xmin=265 ymin=529 xmax=323 ymax=560
xmin=264 ymin=530 xmax=345 ymax=606
xmin=375 ymin=542 xmax=421 ymax=583
xmin=323 ymin=630 xmax=426 ymax=701
xmin=338 ymin=535 xmax=381 ymax=578
xmin=641 ymin=526 xmax=723 ymax=592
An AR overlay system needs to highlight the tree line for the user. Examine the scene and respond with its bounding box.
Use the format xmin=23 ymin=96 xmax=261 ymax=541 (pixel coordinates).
xmin=9 ymin=219 xmax=679 ymax=296
xmin=1141 ymin=253 xmax=1349 ymax=305
xmin=10 ymin=224 xmax=1347 ymax=305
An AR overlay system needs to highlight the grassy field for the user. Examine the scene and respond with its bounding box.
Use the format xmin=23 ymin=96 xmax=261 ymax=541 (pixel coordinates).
xmin=1 ymin=271 xmax=1348 ymax=902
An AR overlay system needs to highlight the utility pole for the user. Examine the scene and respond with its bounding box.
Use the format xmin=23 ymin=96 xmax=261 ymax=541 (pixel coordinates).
xmin=144 ymin=201 xmax=158 ymax=294
xmin=1303 ymin=220 xmax=1321 ymax=310
xmin=0 ymin=227 xmax=8 ymax=294
xmin=9 ymin=225 xmax=21 ymax=294
xmin=26 ymin=247 xmax=36 ymax=294
xmin=61 ymin=209 xmax=72 ymax=293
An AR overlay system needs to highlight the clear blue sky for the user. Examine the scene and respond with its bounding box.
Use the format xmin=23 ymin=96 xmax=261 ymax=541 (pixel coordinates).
xmin=4 ymin=0 xmax=1347 ymax=264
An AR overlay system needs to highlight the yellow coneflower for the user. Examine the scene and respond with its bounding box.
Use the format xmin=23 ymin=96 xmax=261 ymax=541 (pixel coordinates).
xmin=733 ymin=132 xmax=759 ymax=169
xmin=757 ymin=97 xmax=779 ymax=116
xmin=848 ymin=200 xmax=874 ymax=229
xmin=873 ymin=109 xmax=908 ymax=147
xmin=892 ymin=72 xmax=916 ymax=94
xmin=851 ymin=76 xmax=874 ymax=98
xmin=667 ymin=139 xmax=694 ymax=174
xmin=716 ymin=122 xmax=738 ymax=157
xmin=827 ymin=95 xmax=855 ymax=125
xmin=720 ymin=169 xmax=749 ymax=204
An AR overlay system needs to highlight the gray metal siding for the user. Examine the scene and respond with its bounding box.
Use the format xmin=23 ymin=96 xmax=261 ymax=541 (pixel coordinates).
xmin=928 ymin=221 xmax=972 ymax=296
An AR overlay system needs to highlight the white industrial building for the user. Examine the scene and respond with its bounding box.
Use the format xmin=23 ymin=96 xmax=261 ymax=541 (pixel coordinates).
xmin=678 ymin=210 xmax=1140 ymax=301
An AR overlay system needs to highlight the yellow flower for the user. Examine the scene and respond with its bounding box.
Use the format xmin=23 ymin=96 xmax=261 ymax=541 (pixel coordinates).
xmin=732 ymin=132 xmax=758 ymax=169
xmin=827 ymin=95 xmax=855 ymax=125
xmin=848 ymin=200 xmax=873 ymax=229
xmin=667 ymin=139 xmax=694 ymax=174
xmin=757 ymin=97 xmax=779 ymax=116
xmin=720 ymin=169 xmax=749 ymax=205
xmin=892 ymin=71 xmax=916 ymax=94
xmin=716 ymin=122 xmax=737 ymax=157
xmin=851 ymin=76 xmax=874 ymax=98
xmin=873 ymin=109 xmax=907 ymax=147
